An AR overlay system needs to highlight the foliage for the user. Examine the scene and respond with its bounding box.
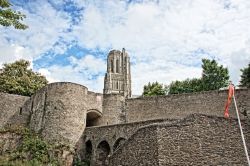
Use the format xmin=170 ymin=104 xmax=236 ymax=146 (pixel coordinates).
xmin=168 ymin=78 xmax=202 ymax=94
xmin=0 ymin=127 xmax=60 ymax=165
xmin=0 ymin=60 xmax=48 ymax=96
xmin=143 ymin=82 xmax=166 ymax=96
xmin=168 ymin=59 xmax=229 ymax=94
xmin=0 ymin=0 xmax=28 ymax=29
xmin=239 ymin=63 xmax=250 ymax=88
xmin=201 ymin=59 xmax=229 ymax=91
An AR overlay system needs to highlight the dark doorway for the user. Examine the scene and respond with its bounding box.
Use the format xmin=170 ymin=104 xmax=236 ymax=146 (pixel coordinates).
xmin=85 ymin=140 xmax=92 ymax=164
xmin=86 ymin=110 xmax=101 ymax=127
xmin=96 ymin=141 xmax=110 ymax=166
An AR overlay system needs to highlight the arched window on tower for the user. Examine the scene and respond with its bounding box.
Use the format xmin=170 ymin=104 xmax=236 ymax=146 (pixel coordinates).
xmin=116 ymin=59 xmax=119 ymax=73
xmin=111 ymin=60 xmax=114 ymax=73
xmin=117 ymin=81 xmax=119 ymax=90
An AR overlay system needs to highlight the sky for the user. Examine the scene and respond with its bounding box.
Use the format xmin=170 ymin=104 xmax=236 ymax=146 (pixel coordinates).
xmin=1 ymin=0 xmax=250 ymax=94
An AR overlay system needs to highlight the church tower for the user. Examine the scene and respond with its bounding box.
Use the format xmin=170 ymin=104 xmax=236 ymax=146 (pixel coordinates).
xmin=103 ymin=48 xmax=132 ymax=98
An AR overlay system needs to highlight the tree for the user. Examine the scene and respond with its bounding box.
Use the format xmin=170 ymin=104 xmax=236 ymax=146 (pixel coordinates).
xmin=0 ymin=0 xmax=28 ymax=29
xmin=201 ymin=59 xmax=229 ymax=91
xmin=239 ymin=63 xmax=250 ymax=88
xmin=168 ymin=78 xmax=202 ymax=94
xmin=0 ymin=60 xmax=48 ymax=96
xmin=168 ymin=59 xmax=229 ymax=94
xmin=142 ymin=82 xmax=166 ymax=96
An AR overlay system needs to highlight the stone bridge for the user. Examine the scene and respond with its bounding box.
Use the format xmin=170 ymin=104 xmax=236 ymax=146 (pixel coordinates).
xmin=75 ymin=119 xmax=175 ymax=165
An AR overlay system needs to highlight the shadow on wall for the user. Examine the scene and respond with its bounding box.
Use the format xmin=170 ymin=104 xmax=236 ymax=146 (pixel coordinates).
xmin=96 ymin=141 xmax=111 ymax=166
xmin=113 ymin=137 xmax=126 ymax=152
xmin=85 ymin=140 xmax=92 ymax=164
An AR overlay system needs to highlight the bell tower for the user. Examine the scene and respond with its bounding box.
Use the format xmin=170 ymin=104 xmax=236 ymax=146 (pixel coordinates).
xmin=103 ymin=48 xmax=131 ymax=98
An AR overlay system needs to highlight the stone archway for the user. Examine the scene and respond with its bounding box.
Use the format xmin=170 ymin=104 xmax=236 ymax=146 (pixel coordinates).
xmin=86 ymin=109 xmax=102 ymax=127
xmin=96 ymin=140 xmax=111 ymax=166
xmin=113 ymin=137 xmax=126 ymax=152
xmin=85 ymin=140 xmax=92 ymax=164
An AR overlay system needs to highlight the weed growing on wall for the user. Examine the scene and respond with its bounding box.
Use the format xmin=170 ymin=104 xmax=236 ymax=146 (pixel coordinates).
xmin=0 ymin=126 xmax=61 ymax=165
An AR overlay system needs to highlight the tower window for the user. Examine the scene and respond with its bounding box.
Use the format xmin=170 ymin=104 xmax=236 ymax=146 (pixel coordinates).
xmin=116 ymin=59 xmax=119 ymax=73
xmin=117 ymin=81 xmax=119 ymax=90
xmin=111 ymin=60 xmax=114 ymax=73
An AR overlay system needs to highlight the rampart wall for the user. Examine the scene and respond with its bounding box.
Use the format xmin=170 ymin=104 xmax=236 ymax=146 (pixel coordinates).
xmin=76 ymin=119 xmax=175 ymax=165
xmin=96 ymin=94 xmax=125 ymax=126
xmin=0 ymin=93 xmax=29 ymax=129
xmin=21 ymin=82 xmax=103 ymax=148
xmin=126 ymin=89 xmax=250 ymax=122
xmin=109 ymin=114 xmax=250 ymax=165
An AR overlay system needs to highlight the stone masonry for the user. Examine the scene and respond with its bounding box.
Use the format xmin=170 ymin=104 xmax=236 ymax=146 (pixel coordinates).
xmin=0 ymin=49 xmax=249 ymax=165
xmin=103 ymin=48 xmax=132 ymax=98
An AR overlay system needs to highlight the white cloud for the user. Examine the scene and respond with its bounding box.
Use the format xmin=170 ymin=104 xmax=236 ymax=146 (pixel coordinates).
xmin=1 ymin=0 xmax=250 ymax=94
xmin=71 ymin=0 xmax=250 ymax=94
xmin=0 ymin=0 xmax=72 ymax=65
xmin=38 ymin=55 xmax=105 ymax=92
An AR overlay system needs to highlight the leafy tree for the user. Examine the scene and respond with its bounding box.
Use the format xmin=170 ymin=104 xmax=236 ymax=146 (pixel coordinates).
xmin=201 ymin=59 xmax=229 ymax=91
xmin=0 ymin=0 xmax=28 ymax=29
xmin=0 ymin=60 xmax=48 ymax=96
xmin=168 ymin=59 xmax=229 ymax=94
xmin=239 ymin=63 xmax=250 ymax=88
xmin=143 ymin=82 xmax=166 ymax=96
xmin=168 ymin=78 xmax=202 ymax=94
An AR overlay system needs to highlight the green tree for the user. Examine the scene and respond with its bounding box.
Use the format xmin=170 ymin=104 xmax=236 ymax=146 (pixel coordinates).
xmin=168 ymin=59 xmax=229 ymax=94
xmin=168 ymin=78 xmax=202 ymax=94
xmin=143 ymin=81 xmax=166 ymax=96
xmin=239 ymin=63 xmax=250 ymax=88
xmin=0 ymin=60 xmax=48 ymax=96
xmin=0 ymin=0 xmax=28 ymax=29
xmin=201 ymin=59 xmax=229 ymax=91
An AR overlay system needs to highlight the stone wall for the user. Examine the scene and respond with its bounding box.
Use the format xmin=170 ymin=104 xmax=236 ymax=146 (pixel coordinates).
xmin=108 ymin=114 xmax=250 ymax=166
xmin=109 ymin=125 xmax=159 ymax=166
xmin=0 ymin=132 xmax=22 ymax=155
xmin=126 ymin=89 xmax=250 ymax=122
xmin=0 ymin=93 xmax=29 ymax=129
xmin=22 ymin=82 xmax=102 ymax=148
xmin=76 ymin=119 xmax=174 ymax=165
xmin=96 ymin=94 xmax=125 ymax=126
xmin=157 ymin=114 xmax=250 ymax=165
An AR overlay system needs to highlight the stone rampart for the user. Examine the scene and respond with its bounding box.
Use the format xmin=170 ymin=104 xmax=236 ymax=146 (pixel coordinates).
xmin=76 ymin=118 xmax=175 ymax=165
xmin=22 ymin=82 xmax=102 ymax=148
xmin=109 ymin=125 xmax=159 ymax=166
xmin=109 ymin=114 xmax=250 ymax=165
xmin=96 ymin=94 xmax=125 ymax=126
xmin=0 ymin=93 xmax=30 ymax=129
xmin=126 ymin=89 xmax=250 ymax=122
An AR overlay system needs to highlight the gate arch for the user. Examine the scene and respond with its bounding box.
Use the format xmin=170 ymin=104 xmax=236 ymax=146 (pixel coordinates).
xmin=96 ymin=140 xmax=111 ymax=166
xmin=86 ymin=109 xmax=102 ymax=127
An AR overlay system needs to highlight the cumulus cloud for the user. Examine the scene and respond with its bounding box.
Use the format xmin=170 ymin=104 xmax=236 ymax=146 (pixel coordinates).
xmin=38 ymin=55 xmax=105 ymax=92
xmin=1 ymin=0 xmax=250 ymax=94
xmin=70 ymin=0 xmax=250 ymax=93
xmin=0 ymin=0 xmax=72 ymax=66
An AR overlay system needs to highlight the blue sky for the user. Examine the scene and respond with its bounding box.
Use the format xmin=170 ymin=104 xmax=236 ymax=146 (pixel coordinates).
xmin=1 ymin=0 xmax=250 ymax=94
